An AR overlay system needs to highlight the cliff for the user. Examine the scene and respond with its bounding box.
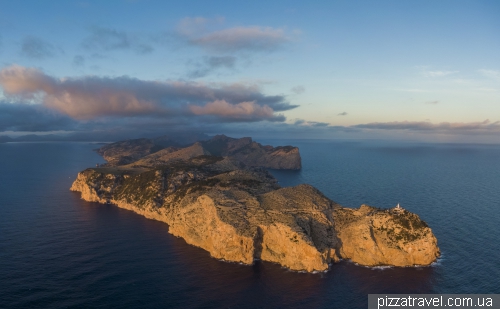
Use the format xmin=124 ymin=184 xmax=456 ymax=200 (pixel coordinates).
xmin=334 ymin=205 xmax=440 ymax=266
xmin=201 ymin=135 xmax=302 ymax=170
xmin=70 ymin=155 xmax=439 ymax=272
xmin=95 ymin=134 xmax=301 ymax=170
xmin=96 ymin=138 xmax=166 ymax=165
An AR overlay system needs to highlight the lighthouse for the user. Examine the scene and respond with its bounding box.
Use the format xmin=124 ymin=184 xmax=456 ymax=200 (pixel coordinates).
xmin=394 ymin=203 xmax=404 ymax=213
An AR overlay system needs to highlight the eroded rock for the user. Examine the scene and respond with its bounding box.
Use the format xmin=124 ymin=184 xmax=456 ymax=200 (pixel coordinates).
xmin=71 ymin=155 xmax=440 ymax=272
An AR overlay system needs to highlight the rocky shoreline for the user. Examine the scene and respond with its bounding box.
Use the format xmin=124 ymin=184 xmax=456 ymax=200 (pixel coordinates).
xmin=70 ymin=136 xmax=439 ymax=272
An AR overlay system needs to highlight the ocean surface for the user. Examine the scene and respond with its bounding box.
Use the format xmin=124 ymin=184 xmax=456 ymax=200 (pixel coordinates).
xmin=1 ymin=140 xmax=499 ymax=308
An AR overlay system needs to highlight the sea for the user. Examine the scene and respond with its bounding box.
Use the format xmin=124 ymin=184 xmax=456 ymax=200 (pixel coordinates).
xmin=1 ymin=140 xmax=499 ymax=308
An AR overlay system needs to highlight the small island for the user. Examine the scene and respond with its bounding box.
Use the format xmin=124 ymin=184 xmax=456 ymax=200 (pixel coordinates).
xmin=71 ymin=135 xmax=440 ymax=272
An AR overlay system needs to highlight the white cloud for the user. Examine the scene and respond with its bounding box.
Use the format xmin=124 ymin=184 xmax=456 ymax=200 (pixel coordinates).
xmin=189 ymin=100 xmax=281 ymax=121
xmin=177 ymin=17 xmax=291 ymax=52
xmin=425 ymin=70 xmax=459 ymax=77
xmin=478 ymin=69 xmax=500 ymax=80
xmin=0 ymin=65 xmax=295 ymax=121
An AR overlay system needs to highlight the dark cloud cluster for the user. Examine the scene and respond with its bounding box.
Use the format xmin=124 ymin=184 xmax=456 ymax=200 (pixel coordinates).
xmin=187 ymin=56 xmax=236 ymax=78
xmin=82 ymin=26 xmax=154 ymax=54
xmin=177 ymin=17 xmax=290 ymax=53
xmin=7 ymin=17 xmax=296 ymax=81
xmin=0 ymin=65 xmax=295 ymax=128
xmin=0 ymin=102 xmax=77 ymax=132
xmin=338 ymin=112 xmax=348 ymax=116
xmin=175 ymin=17 xmax=293 ymax=78
xmin=20 ymin=36 xmax=59 ymax=59
xmin=291 ymin=86 xmax=305 ymax=94
xmin=73 ymin=55 xmax=85 ymax=66
xmin=1 ymin=66 xmax=498 ymax=141
xmin=191 ymin=27 xmax=289 ymax=52
xmin=293 ymin=119 xmax=329 ymax=127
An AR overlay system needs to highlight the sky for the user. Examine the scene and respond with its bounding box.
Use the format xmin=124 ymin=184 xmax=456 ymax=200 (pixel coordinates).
xmin=0 ymin=0 xmax=499 ymax=143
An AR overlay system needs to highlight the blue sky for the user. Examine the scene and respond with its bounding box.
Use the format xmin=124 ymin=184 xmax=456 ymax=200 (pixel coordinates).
xmin=0 ymin=0 xmax=499 ymax=142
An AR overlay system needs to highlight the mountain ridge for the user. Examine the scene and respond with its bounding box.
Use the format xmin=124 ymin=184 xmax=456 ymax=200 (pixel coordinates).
xmin=96 ymin=134 xmax=302 ymax=170
xmin=71 ymin=139 xmax=440 ymax=272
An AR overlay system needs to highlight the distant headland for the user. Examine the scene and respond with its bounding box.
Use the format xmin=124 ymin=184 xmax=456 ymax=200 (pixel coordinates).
xmin=71 ymin=134 xmax=440 ymax=272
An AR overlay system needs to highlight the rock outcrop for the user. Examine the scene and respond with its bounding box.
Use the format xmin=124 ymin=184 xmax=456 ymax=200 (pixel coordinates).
xmin=71 ymin=155 xmax=439 ymax=272
xmin=94 ymin=134 xmax=205 ymax=166
xmin=96 ymin=138 xmax=166 ymax=165
xmin=334 ymin=205 xmax=440 ymax=266
xmin=95 ymin=134 xmax=301 ymax=170
xmin=201 ymin=135 xmax=302 ymax=170
xmin=126 ymin=142 xmax=210 ymax=168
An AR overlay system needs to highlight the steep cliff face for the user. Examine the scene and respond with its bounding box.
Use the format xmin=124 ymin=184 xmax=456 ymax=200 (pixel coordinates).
xmin=334 ymin=205 xmax=440 ymax=266
xmin=70 ymin=155 xmax=439 ymax=272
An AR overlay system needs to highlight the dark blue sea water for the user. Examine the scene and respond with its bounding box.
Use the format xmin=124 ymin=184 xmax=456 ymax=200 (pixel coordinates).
xmin=1 ymin=140 xmax=499 ymax=308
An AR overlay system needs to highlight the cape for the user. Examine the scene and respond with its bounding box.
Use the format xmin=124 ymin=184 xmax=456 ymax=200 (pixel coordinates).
xmin=71 ymin=135 xmax=439 ymax=272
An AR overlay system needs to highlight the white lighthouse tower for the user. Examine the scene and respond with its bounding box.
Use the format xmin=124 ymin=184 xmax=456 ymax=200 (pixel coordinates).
xmin=394 ymin=203 xmax=404 ymax=213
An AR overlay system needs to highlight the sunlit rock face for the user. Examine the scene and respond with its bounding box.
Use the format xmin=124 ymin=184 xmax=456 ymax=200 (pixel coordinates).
xmin=333 ymin=205 xmax=440 ymax=267
xmin=71 ymin=152 xmax=439 ymax=272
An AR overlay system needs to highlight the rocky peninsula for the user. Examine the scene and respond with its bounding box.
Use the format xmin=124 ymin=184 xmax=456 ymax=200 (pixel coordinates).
xmin=71 ymin=135 xmax=439 ymax=272
xmin=97 ymin=134 xmax=301 ymax=170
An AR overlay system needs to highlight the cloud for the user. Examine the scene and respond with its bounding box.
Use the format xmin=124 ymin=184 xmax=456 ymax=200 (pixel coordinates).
xmin=416 ymin=66 xmax=458 ymax=78
xmin=475 ymin=87 xmax=498 ymax=93
xmin=291 ymin=86 xmax=305 ymax=94
xmin=425 ymin=100 xmax=439 ymax=105
xmin=0 ymin=65 xmax=295 ymax=123
xmin=89 ymin=53 xmax=107 ymax=60
xmin=73 ymin=55 xmax=85 ymax=66
xmin=337 ymin=112 xmax=348 ymax=116
xmin=193 ymin=27 xmax=289 ymax=52
xmin=82 ymin=26 xmax=153 ymax=54
xmin=190 ymin=100 xmax=283 ymax=122
xmin=293 ymin=119 xmax=329 ymax=127
xmin=206 ymin=55 xmax=236 ymax=69
xmin=478 ymin=69 xmax=500 ymax=80
xmin=0 ymin=102 xmax=77 ymax=132
xmin=353 ymin=119 xmax=500 ymax=135
xmin=177 ymin=17 xmax=290 ymax=52
xmin=424 ymin=70 xmax=458 ymax=77
xmin=20 ymin=36 xmax=58 ymax=59
xmin=398 ymin=88 xmax=431 ymax=93
xmin=176 ymin=17 xmax=224 ymax=36
xmin=0 ymin=65 xmax=57 ymax=97
xmin=187 ymin=56 xmax=236 ymax=78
